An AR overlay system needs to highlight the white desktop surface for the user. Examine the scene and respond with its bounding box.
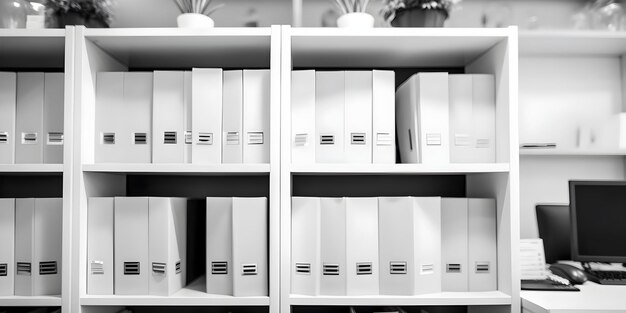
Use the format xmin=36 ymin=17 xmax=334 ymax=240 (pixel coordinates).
xmin=522 ymin=283 xmax=626 ymax=313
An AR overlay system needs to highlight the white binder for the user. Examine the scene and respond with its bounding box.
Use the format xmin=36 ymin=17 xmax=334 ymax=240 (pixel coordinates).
xmin=16 ymin=72 xmax=44 ymax=164
xmin=320 ymin=197 xmax=346 ymax=296
xmin=378 ymin=197 xmax=414 ymax=295
xmin=291 ymin=70 xmax=316 ymax=164
xmin=205 ymin=197 xmax=233 ymax=295
xmin=449 ymin=74 xmax=473 ymax=163
xmin=152 ymin=71 xmax=185 ymax=164
xmin=345 ymin=197 xmax=379 ymax=296
xmin=0 ymin=199 xmax=14 ymax=296
xmin=43 ymin=73 xmax=64 ymax=164
xmin=122 ymin=72 xmax=153 ymax=163
xmin=0 ymin=72 xmax=16 ymax=164
xmin=441 ymin=198 xmax=469 ymax=292
xmin=242 ymin=69 xmax=270 ymax=164
xmin=372 ymin=70 xmax=396 ymax=164
xmin=192 ymin=68 xmax=222 ymax=164
xmin=396 ymin=73 xmax=449 ymax=164
xmin=412 ymin=197 xmax=441 ymax=295
xmin=344 ymin=71 xmax=373 ymax=164
xmin=472 ymin=74 xmax=496 ymax=163
xmin=183 ymin=71 xmax=192 ymax=163
xmin=33 ymin=198 xmax=62 ymax=296
xmin=232 ymin=197 xmax=268 ymax=296
xmin=291 ymin=197 xmax=321 ymax=296
xmin=468 ymin=198 xmax=497 ymax=291
xmin=115 ymin=197 xmax=150 ymax=295
xmin=222 ymin=70 xmax=243 ymax=164
xmin=315 ymin=71 xmax=345 ymax=163
xmin=15 ymin=198 xmax=34 ymax=296
xmin=95 ymin=72 xmax=124 ymax=163
xmin=87 ymin=197 xmax=114 ymax=295
xmin=149 ymin=197 xmax=187 ymax=296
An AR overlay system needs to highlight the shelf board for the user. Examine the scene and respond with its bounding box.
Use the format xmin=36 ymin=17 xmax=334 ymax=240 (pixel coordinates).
xmin=290 ymin=163 xmax=510 ymax=175
xmin=82 ymin=163 xmax=270 ymax=175
xmin=0 ymin=164 xmax=64 ymax=174
xmin=0 ymin=295 xmax=62 ymax=307
xmin=289 ymin=291 xmax=511 ymax=306
xmin=520 ymin=148 xmax=626 ymax=156
xmin=290 ymin=27 xmax=513 ymax=68
xmin=0 ymin=29 xmax=66 ymax=69
xmin=84 ymin=28 xmax=272 ymax=69
xmin=520 ymin=30 xmax=626 ymax=56
xmin=81 ymin=276 xmax=269 ymax=306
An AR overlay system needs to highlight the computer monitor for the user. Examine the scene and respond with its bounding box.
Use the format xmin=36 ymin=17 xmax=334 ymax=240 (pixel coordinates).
xmin=569 ymin=180 xmax=626 ymax=263
xmin=535 ymin=204 xmax=571 ymax=264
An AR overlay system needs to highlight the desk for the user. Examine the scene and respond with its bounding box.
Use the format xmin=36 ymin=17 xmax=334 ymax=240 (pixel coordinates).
xmin=522 ymin=283 xmax=626 ymax=313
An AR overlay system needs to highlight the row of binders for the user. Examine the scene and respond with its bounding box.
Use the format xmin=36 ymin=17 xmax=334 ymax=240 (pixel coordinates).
xmin=0 ymin=198 xmax=62 ymax=296
xmin=87 ymin=197 xmax=268 ymax=297
xmin=291 ymin=197 xmax=497 ymax=296
xmin=95 ymin=69 xmax=270 ymax=164
xmin=291 ymin=70 xmax=396 ymax=164
xmin=0 ymin=72 xmax=64 ymax=164
xmin=396 ymin=73 xmax=496 ymax=164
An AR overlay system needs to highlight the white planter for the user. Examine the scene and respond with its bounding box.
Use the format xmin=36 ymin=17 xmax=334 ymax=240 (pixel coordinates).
xmin=177 ymin=13 xmax=214 ymax=28
xmin=337 ymin=12 xmax=375 ymax=28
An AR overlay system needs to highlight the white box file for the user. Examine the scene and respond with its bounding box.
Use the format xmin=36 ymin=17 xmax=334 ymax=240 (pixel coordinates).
xmin=14 ymin=198 xmax=35 ymax=296
xmin=242 ymin=70 xmax=270 ymax=164
xmin=122 ymin=72 xmax=153 ymax=163
xmin=114 ymin=197 xmax=150 ymax=295
xmin=222 ymin=70 xmax=244 ymax=164
xmin=345 ymin=197 xmax=379 ymax=295
xmin=43 ymin=73 xmax=64 ymax=164
xmin=291 ymin=70 xmax=316 ymax=164
xmin=183 ymin=71 xmax=192 ymax=163
xmin=95 ymin=72 xmax=124 ymax=163
xmin=192 ymin=68 xmax=222 ymax=164
xmin=16 ymin=73 xmax=44 ymax=164
xmin=291 ymin=197 xmax=321 ymax=296
xmin=206 ymin=197 xmax=233 ymax=295
xmin=372 ymin=70 xmax=396 ymax=164
xmin=33 ymin=198 xmax=62 ymax=296
xmin=87 ymin=197 xmax=114 ymax=295
xmin=468 ymin=198 xmax=497 ymax=291
xmin=320 ymin=197 xmax=346 ymax=296
xmin=315 ymin=71 xmax=345 ymax=163
xmin=232 ymin=197 xmax=268 ymax=296
xmin=344 ymin=71 xmax=373 ymax=164
xmin=441 ymin=198 xmax=469 ymax=292
xmin=0 ymin=72 xmax=17 ymax=164
xmin=152 ymin=71 xmax=185 ymax=163
xmin=0 ymin=199 xmax=15 ymax=296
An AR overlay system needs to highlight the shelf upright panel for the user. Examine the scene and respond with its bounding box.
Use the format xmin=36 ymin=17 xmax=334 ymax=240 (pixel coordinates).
xmin=280 ymin=25 xmax=519 ymax=313
xmin=72 ymin=26 xmax=278 ymax=313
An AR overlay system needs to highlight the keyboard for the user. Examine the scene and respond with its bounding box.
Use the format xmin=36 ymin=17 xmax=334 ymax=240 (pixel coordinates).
xmin=587 ymin=270 xmax=626 ymax=285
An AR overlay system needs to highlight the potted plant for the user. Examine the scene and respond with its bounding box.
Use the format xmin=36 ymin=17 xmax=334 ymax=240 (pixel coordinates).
xmin=173 ymin=0 xmax=223 ymax=28
xmin=45 ymin=0 xmax=113 ymax=28
xmin=381 ymin=0 xmax=460 ymax=27
xmin=332 ymin=0 xmax=375 ymax=28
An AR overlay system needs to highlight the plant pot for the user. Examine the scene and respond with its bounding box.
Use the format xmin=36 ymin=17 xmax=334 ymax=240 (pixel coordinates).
xmin=391 ymin=8 xmax=446 ymax=27
xmin=177 ymin=13 xmax=214 ymax=28
xmin=55 ymin=11 xmax=108 ymax=28
xmin=336 ymin=12 xmax=375 ymax=28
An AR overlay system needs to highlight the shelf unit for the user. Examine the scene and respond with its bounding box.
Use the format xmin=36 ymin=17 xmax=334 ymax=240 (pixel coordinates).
xmin=0 ymin=28 xmax=74 ymax=311
xmin=518 ymin=30 xmax=626 ymax=239
xmin=71 ymin=26 xmax=281 ymax=313
xmin=280 ymin=26 xmax=519 ymax=313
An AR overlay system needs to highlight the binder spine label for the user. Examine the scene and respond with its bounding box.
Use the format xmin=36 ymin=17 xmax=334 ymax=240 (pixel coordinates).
xmin=294 ymin=133 xmax=308 ymax=146
xmin=420 ymin=263 xmax=434 ymax=275
xmin=320 ymin=135 xmax=334 ymax=145
xmin=175 ymin=260 xmax=182 ymax=274
xmin=47 ymin=132 xmax=64 ymax=145
xmin=322 ymin=263 xmax=339 ymax=276
xmin=446 ymin=263 xmax=462 ymax=273
xmin=197 ymin=132 xmax=213 ymax=145
xmin=226 ymin=132 xmax=240 ymax=145
xmin=295 ymin=262 xmax=311 ymax=275
xmin=124 ymin=262 xmax=140 ymax=275
xmin=376 ymin=133 xmax=393 ymax=146
xmin=350 ymin=133 xmax=366 ymax=145
xmin=426 ymin=133 xmax=442 ymax=146
xmin=0 ymin=263 xmax=6 ymax=276
xmin=90 ymin=261 xmax=104 ymax=275
xmin=152 ymin=262 xmax=166 ymax=276
xmin=0 ymin=132 xmax=8 ymax=144
xmin=242 ymin=264 xmax=258 ymax=276
xmin=102 ymin=132 xmax=115 ymax=144
xmin=184 ymin=131 xmax=192 ymax=144
xmin=247 ymin=132 xmax=264 ymax=145
xmin=389 ymin=261 xmax=407 ymax=274
xmin=134 ymin=132 xmax=147 ymax=145
xmin=163 ymin=131 xmax=177 ymax=144
xmin=475 ymin=262 xmax=490 ymax=273
xmin=356 ymin=262 xmax=372 ymax=275
xmin=39 ymin=261 xmax=58 ymax=275
xmin=211 ymin=261 xmax=228 ymax=274
xmin=17 ymin=262 xmax=31 ymax=276
xmin=21 ymin=132 xmax=38 ymax=144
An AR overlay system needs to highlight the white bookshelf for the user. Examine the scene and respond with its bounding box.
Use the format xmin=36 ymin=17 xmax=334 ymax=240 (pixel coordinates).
xmin=0 ymin=27 xmax=73 ymax=312
xmin=0 ymin=295 xmax=63 ymax=307
xmin=280 ymin=26 xmax=520 ymax=313
xmin=518 ymin=30 xmax=626 ymax=239
xmin=71 ymin=26 xmax=281 ymax=313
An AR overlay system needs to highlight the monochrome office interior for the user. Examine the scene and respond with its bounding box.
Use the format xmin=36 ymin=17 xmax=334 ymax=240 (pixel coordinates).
xmin=0 ymin=0 xmax=625 ymax=312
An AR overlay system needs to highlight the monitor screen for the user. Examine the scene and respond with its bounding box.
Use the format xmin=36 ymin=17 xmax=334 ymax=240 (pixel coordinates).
xmin=536 ymin=204 xmax=571 ymax=264
xmin=570 ymin=180 xmax=626 ymax=263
